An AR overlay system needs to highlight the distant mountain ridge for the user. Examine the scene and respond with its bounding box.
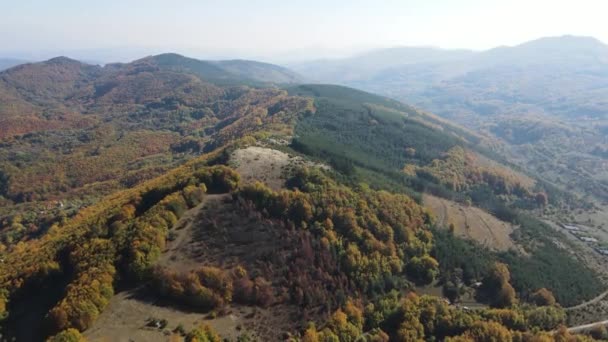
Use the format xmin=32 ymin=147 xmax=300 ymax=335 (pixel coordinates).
xmin=1 ymin=53 xmax=302 ymax=91
xmin=291 ymin=35 xmax=608 ymax=120
xmin=0 ymin=53 xmax=303 ymax=139
xmin=292 ymin=47 xmax=473 ymax=82
xmin=0 ymin=58 xmax=28 ymax=71
xmin=128 ymin=53 xmax=302 ymax=84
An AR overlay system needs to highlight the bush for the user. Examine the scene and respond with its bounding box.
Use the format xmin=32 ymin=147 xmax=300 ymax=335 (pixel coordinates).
xmin=530 ymin=288 xmax=556 ymax=306
xmin=186 ymin=324 xmax=221 ymax=342
xmin=174 ymin=323 xmax=187 ymax=336
xmin=46 ymin=328 xmax=86 ymax=342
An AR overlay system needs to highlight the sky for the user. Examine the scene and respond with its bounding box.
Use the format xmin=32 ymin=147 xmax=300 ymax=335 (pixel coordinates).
xmin=1 ymin=0 xmax=607 ymax=62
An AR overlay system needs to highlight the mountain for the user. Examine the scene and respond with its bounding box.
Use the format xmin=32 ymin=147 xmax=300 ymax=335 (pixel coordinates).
xmin=292 ymin=36 xmax=608 ymax=118
xmin=294 ymin=35 xmax=608 ymax=78
xmin=0 ymin=54 xmax=604 ymax=341
xmin=290 ymin=36 xmax=608 ymax=202
xmin=134 ymin=53 xmax=303 ymax=85
xmin=292 ymin=46 xmax=473 ymax=83
xmin=0 ymin=53 xmax=301 ymax=109
xmin=0 ymin=54 xmax=303 ymax=137
xmin=478 ymin=35 xmax=608 ymax=66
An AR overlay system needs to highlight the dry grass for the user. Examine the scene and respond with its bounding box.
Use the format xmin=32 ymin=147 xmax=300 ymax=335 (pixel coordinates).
xmin=423 ymin=194 xmax=518 ymax=252
xmin=230 ymin=146 xmax=327 ymax=190
xmin=231 ymin=146 xmax=294 ymax=190
xmin=84 ymin=291 xmax=298 ymax=342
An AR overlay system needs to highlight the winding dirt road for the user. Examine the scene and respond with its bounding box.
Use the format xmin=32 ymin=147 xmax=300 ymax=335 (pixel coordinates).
xmin=565 ymin=289 xmax=608 ymax=312
xmin=565 ymin=319 xmax=608 ymax=333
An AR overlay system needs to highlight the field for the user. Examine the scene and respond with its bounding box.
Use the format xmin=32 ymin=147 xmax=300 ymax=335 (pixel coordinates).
xmin=230 ymin=146 xmax=327 ymax=190
xmin=423 ymin=194 xmax=518 ymax=252
xmin=85 ymin=291 xmax=297 ymax=341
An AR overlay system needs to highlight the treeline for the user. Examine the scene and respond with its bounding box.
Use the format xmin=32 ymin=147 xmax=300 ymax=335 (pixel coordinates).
xmin=47 ymin=239 xmax=116 ymax=331
xmin=152 ymin=265 xmax=274 ymax=311
xmin=288 ymin=86 xmax=581 ymax=217
xmin=301 ymin=291 xmax=594 ymax=342
xmin=433 ymin=214 xmax=603 ymax=307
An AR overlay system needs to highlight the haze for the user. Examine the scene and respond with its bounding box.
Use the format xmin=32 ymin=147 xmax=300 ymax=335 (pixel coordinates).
xmin=1 ymin=0 xmax=607 ymax=62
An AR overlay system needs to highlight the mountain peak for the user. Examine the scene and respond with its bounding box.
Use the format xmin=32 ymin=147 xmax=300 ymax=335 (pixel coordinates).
xmin=45 ymin=56 xmax=84 ymax=66
xmin=147 ymin=53 xmax=188 ymax=63
xmin=516 ymin=35 xmax=608 ymax=51
xmin=133 ymin=53 xmax=302 ymax=84
xmin=475 ymin=35 xmax=608 ymax=66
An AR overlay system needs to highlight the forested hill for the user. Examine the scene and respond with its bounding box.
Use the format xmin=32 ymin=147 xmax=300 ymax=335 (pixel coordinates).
xmin=131 ymin=53 xmax=303 ymax=85
xmin=0 ymin=56 xmax=604 ymax=341
xmin=0 ymin=54 xmax=301 ymax=138
xmin=0 ymin=53 xmax=300 ymax=116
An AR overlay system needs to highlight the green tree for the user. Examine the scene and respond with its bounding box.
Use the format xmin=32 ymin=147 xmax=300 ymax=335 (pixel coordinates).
xmin=406 ymin=255 xmax=439 ymax=285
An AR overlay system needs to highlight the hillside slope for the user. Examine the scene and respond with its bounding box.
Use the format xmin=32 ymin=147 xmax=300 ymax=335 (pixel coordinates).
xmin=0 ymin=55 xmax=310 ymax=248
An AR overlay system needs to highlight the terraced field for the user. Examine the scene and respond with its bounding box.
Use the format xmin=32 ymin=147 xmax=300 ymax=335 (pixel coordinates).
xmin=423 ymin=194 xmax=518 ymax=252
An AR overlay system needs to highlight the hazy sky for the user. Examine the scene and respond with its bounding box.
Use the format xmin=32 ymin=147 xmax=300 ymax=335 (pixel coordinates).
xmin=1 ymin=0 xmax=607 ymax=61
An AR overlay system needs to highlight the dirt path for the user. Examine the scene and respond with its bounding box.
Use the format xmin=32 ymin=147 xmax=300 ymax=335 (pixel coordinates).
xmin=565 ymin=289 xmax=608 ymax=311
xmin=564 ymin=319 xmax=608 ymax=333
xmin=157 ymin=194 xmax=228 ymax=272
